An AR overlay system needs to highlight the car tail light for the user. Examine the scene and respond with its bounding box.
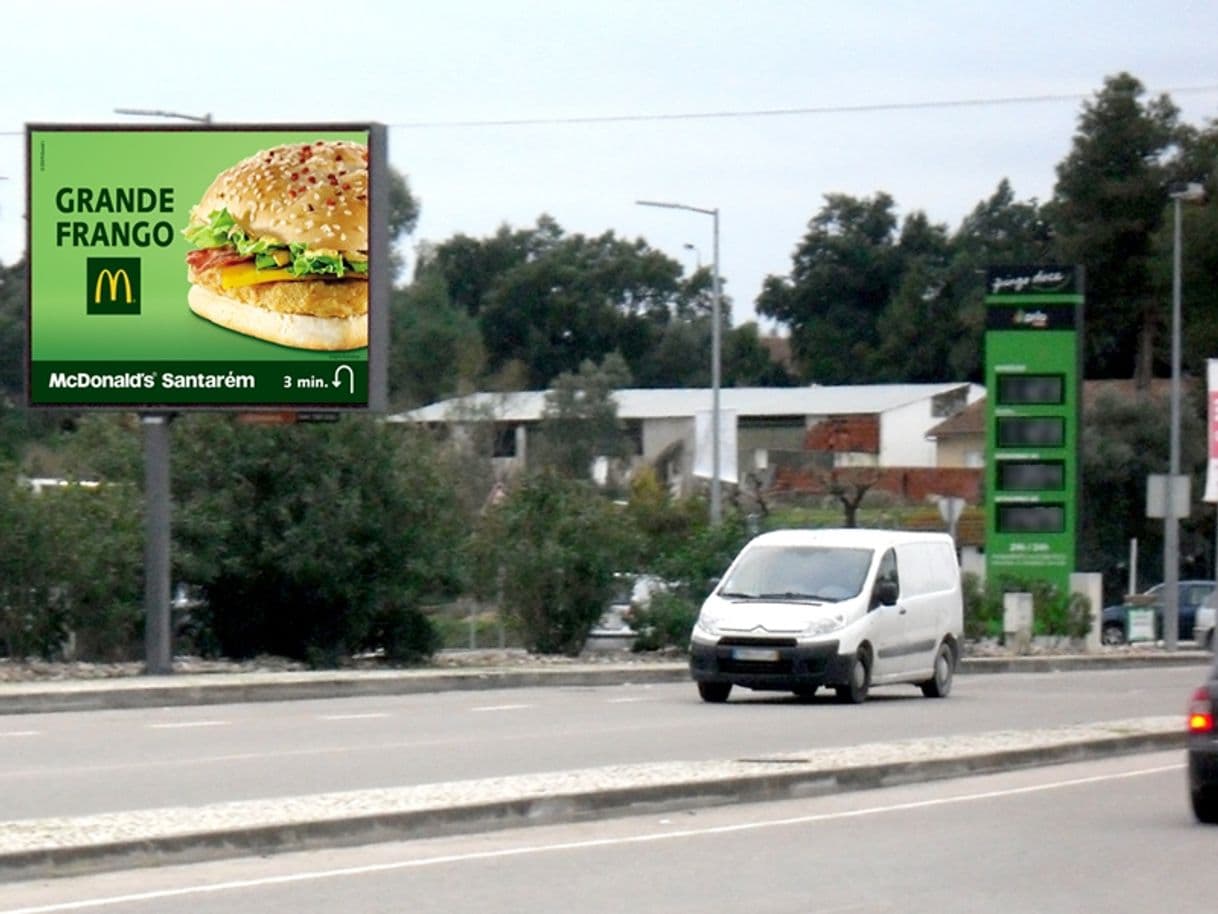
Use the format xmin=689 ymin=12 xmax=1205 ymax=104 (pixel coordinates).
xmin=1189 ymin=687 xmax=1215 ymax=734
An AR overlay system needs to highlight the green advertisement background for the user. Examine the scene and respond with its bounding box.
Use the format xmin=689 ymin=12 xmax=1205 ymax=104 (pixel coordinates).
xmin=28 ymin=127 xmax=371 ymax=407
xmin=985 ymin=322 xmax=1080 ymax=594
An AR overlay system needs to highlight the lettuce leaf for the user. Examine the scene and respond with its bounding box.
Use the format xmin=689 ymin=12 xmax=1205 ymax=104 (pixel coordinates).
xmin=183 ymin=209 xmax=368 ymax=278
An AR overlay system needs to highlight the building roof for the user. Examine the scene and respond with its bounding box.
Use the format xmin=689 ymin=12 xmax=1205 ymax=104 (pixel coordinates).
xmin=390 ymin=383 xmax=984 ymax=424
xmin=925 ymin=397 xmax=986 ymax=439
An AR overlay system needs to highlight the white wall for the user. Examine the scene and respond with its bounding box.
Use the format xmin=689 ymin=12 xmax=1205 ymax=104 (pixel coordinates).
xmin=879 ymin=400 xmax=942 ymax=467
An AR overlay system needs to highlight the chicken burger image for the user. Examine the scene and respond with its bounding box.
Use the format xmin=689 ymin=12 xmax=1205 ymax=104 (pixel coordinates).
xmin=183 ymin=139 xmax=369 ymax=350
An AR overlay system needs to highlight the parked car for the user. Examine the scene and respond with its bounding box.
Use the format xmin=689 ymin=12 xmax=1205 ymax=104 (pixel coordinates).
xmin=1195 ymin=593 xmax=1216 ymax=651
xmin=1100 ymin=580 xmax=1216 ymax=645
xmin=1188 ymin=655 xmax=1218 ymax=822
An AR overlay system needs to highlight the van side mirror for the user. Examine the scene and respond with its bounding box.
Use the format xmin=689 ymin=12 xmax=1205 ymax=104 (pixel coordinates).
xmin=874 ymin=579 xmax=899 ymax=608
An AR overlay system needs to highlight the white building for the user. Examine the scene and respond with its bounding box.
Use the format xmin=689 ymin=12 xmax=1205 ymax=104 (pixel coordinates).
xmin=389 ymin=383 xmax=984 ymax=492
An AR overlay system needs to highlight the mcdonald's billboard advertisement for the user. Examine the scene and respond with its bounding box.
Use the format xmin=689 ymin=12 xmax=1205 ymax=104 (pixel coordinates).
xmin=25 ymin=124 xmax=389 ymax=410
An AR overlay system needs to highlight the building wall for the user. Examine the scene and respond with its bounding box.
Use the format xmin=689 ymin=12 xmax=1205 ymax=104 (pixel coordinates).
xmin=880 ymin=401 xmax=945 ymax=467
xmin=934 ymin=436 xmax=985 ymax=469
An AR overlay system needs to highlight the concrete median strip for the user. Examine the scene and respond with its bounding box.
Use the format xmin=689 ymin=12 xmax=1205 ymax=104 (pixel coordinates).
xmin=0 ymin=715 xmax=1183 ymax=882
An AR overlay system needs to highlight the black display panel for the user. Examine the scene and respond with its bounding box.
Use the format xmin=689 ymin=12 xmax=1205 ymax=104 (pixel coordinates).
xmin=996 ymin=503 xmax=1065 ymax=533
xmin=996 ymin=416 xmax=1065 ymax=448
xmin=997 ymin=460 xmax=1065 ymax=491
xmin=997 ymin=374 xmax=1064 ymax=405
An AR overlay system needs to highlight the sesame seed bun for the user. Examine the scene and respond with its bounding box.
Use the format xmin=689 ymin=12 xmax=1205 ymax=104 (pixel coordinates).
xmin=191 ymin=140 xmax=369 ymax=250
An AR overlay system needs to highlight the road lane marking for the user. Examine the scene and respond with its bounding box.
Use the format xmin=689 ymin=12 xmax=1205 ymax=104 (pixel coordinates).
xmin=606 ymin=697 xmax=655 ymax=704
xmin=0 ymin=761 xmax=1183 ymax=913
xmin=146 ymin=721 xmax=229 ymax=730
xmin=317 ymin=713 xmax=391 ymax=721
xmin=469 ymin=704 xmax=531 ymax=712
xmin=0 ymin=731 xmax=41 ymax=738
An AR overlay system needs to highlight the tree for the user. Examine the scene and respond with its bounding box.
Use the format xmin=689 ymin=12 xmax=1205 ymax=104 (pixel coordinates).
xmin=867 ymin=212 xmax=955 ymax=382
xmin=0 ymin=258 xmax=25 ymax=401
xmin=386 ymin=167 xmax=422 ymax=281
xmin=423 ymin=216 xmax=707 ymax=389
xmin=1047 ymin=72 xmax=1180 ymax=384
xmin=1160 ymin=120 xmax=1218 ymax=378
xmin=1080 ymin=384 xmax=1208 ymax=604
xmin=756 ymin=193 xmax=905 ymax=383
xmin=388 ymin=266 xmax=485 ymax=409
xmin=532 ymin=353 xmax=633 ymax=479
xmin=724 ymin=322 xmax=795 ymax=386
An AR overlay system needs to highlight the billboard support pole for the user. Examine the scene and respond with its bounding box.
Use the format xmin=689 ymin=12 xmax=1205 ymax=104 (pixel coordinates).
xmin=142 ymin=414 xmax=173 ymax=675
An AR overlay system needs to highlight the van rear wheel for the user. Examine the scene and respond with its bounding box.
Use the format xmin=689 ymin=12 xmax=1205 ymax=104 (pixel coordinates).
xmin=920 ymin=642 xmax=955 ymax=698
xmin=697 ymin=681 xmax=732 ymax=703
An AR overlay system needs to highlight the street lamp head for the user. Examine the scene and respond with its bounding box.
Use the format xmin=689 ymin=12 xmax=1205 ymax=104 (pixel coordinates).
xmin=1168 ymin=181 xmax=1207 ymax=204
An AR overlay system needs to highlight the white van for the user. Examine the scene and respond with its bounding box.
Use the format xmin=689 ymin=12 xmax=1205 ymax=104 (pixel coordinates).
xmin=689 ymin=528 xmax=963 ymax=703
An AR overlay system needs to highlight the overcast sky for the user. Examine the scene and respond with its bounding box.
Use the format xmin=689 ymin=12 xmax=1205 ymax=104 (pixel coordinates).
xmin=2 ymin=0 xmax=1215 ymax=328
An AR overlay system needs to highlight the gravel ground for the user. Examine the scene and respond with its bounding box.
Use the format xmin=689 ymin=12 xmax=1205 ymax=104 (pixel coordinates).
xmin=0 ymin=639 xmax=1193 ymax=683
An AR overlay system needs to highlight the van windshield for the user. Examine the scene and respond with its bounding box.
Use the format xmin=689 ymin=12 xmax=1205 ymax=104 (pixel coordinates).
xmin=718 ymin=545 xmax=873 ymax=602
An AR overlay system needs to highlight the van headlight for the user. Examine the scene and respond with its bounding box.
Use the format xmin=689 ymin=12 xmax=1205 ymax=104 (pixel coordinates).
xmin=693 ymin=611 xmax=723 ymax=640
xmin=804 ymin=613 xmax=846 ymax=637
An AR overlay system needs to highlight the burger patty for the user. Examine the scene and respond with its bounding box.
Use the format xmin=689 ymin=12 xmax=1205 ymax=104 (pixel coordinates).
xmin=188 ymin=265 xmax=367 ymax=320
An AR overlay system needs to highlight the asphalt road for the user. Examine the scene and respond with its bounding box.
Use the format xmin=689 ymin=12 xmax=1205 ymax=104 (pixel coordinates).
xmin=0 ymin=750 xmax=1203 ymax=914
xmin=0 ymin=666 xmax=1202 ymax=822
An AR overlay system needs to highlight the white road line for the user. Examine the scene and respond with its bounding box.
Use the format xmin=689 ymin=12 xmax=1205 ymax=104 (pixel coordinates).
xmin=146 ymin=721 xmax=229 ymax=730
xmin=606 ymin=697 xmax=654 ymax=704
xmin=0 ymin=762 xmax=1184 ymax=914
xmin=317 ymin=713 xmax=391 ymax=722
xmin=0 ymin=732 xmax=41 ymax=738
xmin=469 ymin=704 xmax=531 ymax=713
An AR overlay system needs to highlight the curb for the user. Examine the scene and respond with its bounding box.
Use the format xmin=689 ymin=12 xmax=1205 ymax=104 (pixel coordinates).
xmin=0 ymin=716 xmax=1183 ymax=882
xmin=0 ymin=652 xmax=1209 ymax=716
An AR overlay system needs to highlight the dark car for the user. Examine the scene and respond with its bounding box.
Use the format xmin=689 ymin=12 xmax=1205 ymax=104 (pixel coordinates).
xmin=1188 ymin=655 xmax=1218 ymax=822
xmin=1100 ymin=579 xmax=1216 ymax=645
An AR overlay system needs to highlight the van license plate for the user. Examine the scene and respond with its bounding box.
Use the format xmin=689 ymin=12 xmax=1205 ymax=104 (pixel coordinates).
xmin=731 ymin=647 xmax=780 ymax=662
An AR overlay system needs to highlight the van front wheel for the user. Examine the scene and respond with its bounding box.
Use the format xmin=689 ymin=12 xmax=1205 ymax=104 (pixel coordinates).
xmin=835 ymin=650 xmax=870 ymax=704
xmin=697 ymin=681 xmax=732 ymax=703
xmin=920 ymin=642 xmax=955 ymax=698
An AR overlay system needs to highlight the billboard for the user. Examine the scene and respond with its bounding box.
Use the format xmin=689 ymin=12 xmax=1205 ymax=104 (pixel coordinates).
xmin=25 ymin=124 xmax=388 ymax=410
xmin=984 ymin=265 xmax=1083 ymax=594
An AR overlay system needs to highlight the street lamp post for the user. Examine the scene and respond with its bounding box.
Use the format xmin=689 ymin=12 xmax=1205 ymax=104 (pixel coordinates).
xmin=637 ymin=199 xmax=722 ymax=524
xmin=114 ymin=107 xmax=212 ymax=124
xmin=1164 ymin=181 xmax=1207 ymax=651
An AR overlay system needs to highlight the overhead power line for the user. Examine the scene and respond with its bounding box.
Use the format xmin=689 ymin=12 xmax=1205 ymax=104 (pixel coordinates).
xmin=1 ymin=84 xmax=1216 ymax=136
xmin=385 ymin=84 xmax=1218 ymax=130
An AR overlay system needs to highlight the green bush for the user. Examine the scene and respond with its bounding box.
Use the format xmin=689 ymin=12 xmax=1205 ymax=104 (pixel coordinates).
xmin=628 ymin=589 xmax=697 ymax=652
xmin=976 ymin=574 xmax=1093 ymax=641
xmin=469 ymin=470 xmax=633 ymax=655
xmin=0 ymin=466 xmax=142 ymax=661
xmin=366 ymin=600 xmax=440 ymax=665
xmin=174 ymin=417 xmax=467 ymax=663
xmin=961 ymin=571 xmax=994 ymax=640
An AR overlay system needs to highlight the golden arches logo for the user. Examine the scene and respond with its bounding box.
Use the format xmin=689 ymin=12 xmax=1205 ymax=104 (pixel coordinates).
xmin=86 ymin=258 xmax=140 ymax=314
xmin=93 ymin=268 xmax=133 ymax=304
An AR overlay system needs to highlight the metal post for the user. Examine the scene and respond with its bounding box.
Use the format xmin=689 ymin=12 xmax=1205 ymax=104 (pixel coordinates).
xmin=1163 ymin=183 xmax=1207 ymax=648
xmin=1164 ymin=195 xmax=1184 ymax=650
xmin=710 ymin=208 xmax=722 ymax=526
xmin=636 ymin=199 xmax=723 ymax=525
xmin=142 ymin=415 xmax=173 ymax=674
